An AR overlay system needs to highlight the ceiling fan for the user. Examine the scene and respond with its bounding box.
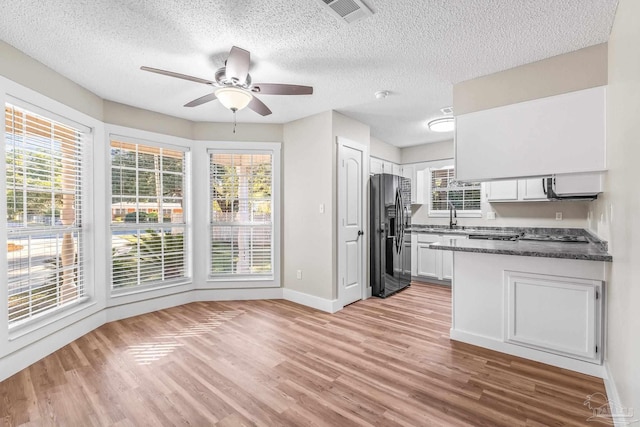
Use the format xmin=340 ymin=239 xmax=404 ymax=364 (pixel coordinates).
xmin=141 ymin=46 xmax=313 ymax=117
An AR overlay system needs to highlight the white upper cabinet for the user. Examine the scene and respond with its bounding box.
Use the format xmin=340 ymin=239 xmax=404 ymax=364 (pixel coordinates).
xmin=455 ymin=86 xmax=606 ymax=181
xmin=486 ymin=180 xmax=518 ymax=201
xmin=521 ymin=177 xmax=549 ymax=200
xmin=370 ymin=157 xmax=384 ymax=175
xmin=553 ymin=172 xmax=603 ymax=196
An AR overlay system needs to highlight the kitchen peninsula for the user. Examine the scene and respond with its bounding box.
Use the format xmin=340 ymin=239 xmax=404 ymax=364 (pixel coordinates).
xmin=428 ymin=227 xmax=611 ymax=377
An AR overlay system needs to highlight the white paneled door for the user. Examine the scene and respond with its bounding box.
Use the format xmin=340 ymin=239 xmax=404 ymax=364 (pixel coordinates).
xmin=338 ymin=138 xmax=367 ymax=307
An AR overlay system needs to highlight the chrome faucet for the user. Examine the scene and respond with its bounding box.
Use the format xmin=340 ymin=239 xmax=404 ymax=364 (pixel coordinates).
xmin=448 ymin=201 xmax=458 ymax=229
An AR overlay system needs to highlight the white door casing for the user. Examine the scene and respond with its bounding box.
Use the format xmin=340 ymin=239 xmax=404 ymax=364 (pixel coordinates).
xmin=337 ymin=137 xmax=367 ymax=307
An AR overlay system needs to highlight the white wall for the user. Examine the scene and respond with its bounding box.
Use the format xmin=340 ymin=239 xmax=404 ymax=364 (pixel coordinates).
xmin=0 ymin=41 xmax=104 ymax=120
xmin=453 ymin=43 xmax=608 ymax=115
xmin=370 ymin=136 xmax=401 ymax=163
xmin=589 ymin=0 xmax=640 ymax=414
xmin=192 ymin=122 xmax=283 ymax=142
xmin=282 ymin=112 xmax=334 ymax=300
xmin=401 ymin=140 xmax=454 ymax=164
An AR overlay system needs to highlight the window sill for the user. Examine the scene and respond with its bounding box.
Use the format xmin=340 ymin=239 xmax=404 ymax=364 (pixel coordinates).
xmin=8 ymin=297 xmax=97 ymax=343
xmin=110 ymin=278 xmax=193 ymax=299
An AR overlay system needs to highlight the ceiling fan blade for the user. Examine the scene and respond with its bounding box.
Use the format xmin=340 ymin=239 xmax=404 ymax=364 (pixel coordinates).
xmin=184 ymin=92 xmax=218 ymax=107
xmin=141 ymin=66 xmax=214 ymax=85
xmin=251 ymin=83 xmax=313 ymax=95
xmin=225 ymin=46 xmax=250 ymax=84
xmin=247 ymin=95 xmax=272 ymax=116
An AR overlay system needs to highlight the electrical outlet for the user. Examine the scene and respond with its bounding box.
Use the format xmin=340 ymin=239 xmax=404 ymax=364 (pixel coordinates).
xmin=555 ymin=212 xmax=563 ymax=221
xmin=296 ymin=270 xmax=302 ymax=280
xmin=486 ymin=211 xmax=496 ymax=220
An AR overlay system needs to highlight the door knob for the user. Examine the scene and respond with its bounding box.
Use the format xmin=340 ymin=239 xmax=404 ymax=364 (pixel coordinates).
xmin=358 ymin=230 xmax=364 ymax=236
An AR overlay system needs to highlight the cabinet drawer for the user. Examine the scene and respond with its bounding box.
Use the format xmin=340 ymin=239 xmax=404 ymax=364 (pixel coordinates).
xmin=417 ymin=233 xmax=440 ymax=243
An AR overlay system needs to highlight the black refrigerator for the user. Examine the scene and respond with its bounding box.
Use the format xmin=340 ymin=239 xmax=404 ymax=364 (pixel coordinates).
xmin=370 ymin=173 xmax=412 ymax=298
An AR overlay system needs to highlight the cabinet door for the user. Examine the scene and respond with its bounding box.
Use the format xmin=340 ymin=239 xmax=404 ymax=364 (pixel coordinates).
xmin=410 ymin=233 xmax=418 ymax=276
xmin=522 ymin=178 xmax=549 ymax=200
xmin=370 ymin=158 xmax=384 ymax=175
xmin=504 ymin=271 xmax=602 ymax=362
xmin=392 ymin=163 xmax=402 ymax=176
xmin=486 ymin=180 xmax=518 ymax=201
xmin=441 ymin=235 xmax=467 ymax=280
xmin=456 ymin=86 xmax=606 ymax=181
xmin=416 ymin=234 xmax=440 ymax=279
xmin=403 ymin=240 xmax=412 ymax=275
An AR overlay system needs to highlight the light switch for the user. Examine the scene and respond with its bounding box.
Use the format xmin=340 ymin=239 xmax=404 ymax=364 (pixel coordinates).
xmin=319 ymin=203 xmax=325 ymax=214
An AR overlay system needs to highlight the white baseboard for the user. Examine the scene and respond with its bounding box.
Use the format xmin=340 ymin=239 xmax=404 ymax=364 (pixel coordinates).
xmin=194 ymin=287 xmax=283 ymax=301
xmin=602 ymin=361 xmax=631 ymax=427
xmin=106 ymin=291 xmax=194 ymax=323
xmin=450 ymin=328 xmax=604 ymax=378
xmin=283 ymin=288 xmax=342 ymax=313
xmin=0 ymin=310 xmax=106 ymax=382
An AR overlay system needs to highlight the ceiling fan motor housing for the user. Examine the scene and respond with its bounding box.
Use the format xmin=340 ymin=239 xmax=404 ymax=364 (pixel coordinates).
xmin=215 ymin=67 xmax=252 ymax=89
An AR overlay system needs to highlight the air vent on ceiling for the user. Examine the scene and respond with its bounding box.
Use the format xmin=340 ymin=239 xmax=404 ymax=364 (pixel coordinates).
xmin=317 ymin=0 xmax=374 ymax=24
xmin=440 ymin=106 xmax=454 ymax=115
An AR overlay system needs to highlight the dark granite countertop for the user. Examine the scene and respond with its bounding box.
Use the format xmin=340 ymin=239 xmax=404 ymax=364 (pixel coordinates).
xmin=430 ymin=237 xmax=612 ymax=262
xmin=411 ymin=224 xmax=612 ymax=262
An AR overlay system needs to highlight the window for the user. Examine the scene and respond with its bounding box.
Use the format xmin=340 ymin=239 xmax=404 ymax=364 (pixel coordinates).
xmin=110 ymin=139 xmax=188 ymax=291
xmin=209 ymin=150 xmax=273 ymax=279
xmin=429 ymin=166 xmax=481 ymax=215
xmin=5 ymin=102 xmax=88 ymax=325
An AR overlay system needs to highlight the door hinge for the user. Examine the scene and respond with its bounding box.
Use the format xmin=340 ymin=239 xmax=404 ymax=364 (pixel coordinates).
xmin=595 ymin=345 xmax=599 ymax=353
xmin=596 ymin=290 xmax=600 ymax=300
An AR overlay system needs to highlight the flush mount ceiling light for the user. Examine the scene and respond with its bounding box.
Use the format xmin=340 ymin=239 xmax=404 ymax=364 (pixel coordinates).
xmin=215 ymin=86 xmax=253 ymax=112
xmin=427 ymin=117 xmax=455 ymax=133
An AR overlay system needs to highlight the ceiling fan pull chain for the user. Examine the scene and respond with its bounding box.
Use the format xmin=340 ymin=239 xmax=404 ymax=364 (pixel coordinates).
xmin=233 ymin=110 xmax=237 ymax=134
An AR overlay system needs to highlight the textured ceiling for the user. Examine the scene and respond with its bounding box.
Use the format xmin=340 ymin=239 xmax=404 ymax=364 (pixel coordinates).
xmin=0 ymin=0 xmax=618 ymax=147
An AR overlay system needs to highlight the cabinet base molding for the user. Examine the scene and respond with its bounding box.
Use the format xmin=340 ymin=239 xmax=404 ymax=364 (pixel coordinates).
xmin=412 ymin=276 xmax=451 ymax=286
xmin=450 ymin=328 xmax=604 ymax=378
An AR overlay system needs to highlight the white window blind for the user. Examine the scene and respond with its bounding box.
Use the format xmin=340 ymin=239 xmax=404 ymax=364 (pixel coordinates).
xmin=209 ymin=151 xmax=273 ymax=278
xmin=110 ymin=139 xmax=188 ymax=291
xmin=430 ymin=166 xmax=481 ymax=213
xmin=5 ymin=103 xmax=86 ymax=325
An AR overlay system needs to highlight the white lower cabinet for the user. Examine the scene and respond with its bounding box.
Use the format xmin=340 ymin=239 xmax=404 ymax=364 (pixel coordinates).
xmin=402 ymin=239 xmax=412 ymax=276
xmin=413 ymin=233 xmax=466 ymax=281
xmin=451 ymin=252 xmax=605 ymax=375
xmin=416 ymin=234 xmax=440 ymax=279
xmin=504 ymin=271 xmax=602 ymax=361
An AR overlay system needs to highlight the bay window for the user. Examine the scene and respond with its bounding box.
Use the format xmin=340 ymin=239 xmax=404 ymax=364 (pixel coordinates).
xmin=110 ymin=138 xmax=189 ymax=291
xmin=5 ymin=102 xmax=88 ymax=325
xmin=209 ymin=149 xmax=275 ymax=280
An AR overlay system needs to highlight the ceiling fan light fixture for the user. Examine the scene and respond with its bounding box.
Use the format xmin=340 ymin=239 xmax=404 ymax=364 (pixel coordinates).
xmin=427 ymin=117 xmax=455 ymax=133
xmin=215 ymin=87 xmax=253 ymax=111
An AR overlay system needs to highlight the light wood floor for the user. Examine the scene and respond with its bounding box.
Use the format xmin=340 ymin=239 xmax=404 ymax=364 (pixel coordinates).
xmin=0 ymin=283 xmax=608 ymax=426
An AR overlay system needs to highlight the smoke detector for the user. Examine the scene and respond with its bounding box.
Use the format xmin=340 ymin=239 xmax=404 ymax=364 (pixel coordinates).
xmin=375 ymin=90 xmax=389 ymax=99
xmin=317 ymin=0 xmax=374 ymax=24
